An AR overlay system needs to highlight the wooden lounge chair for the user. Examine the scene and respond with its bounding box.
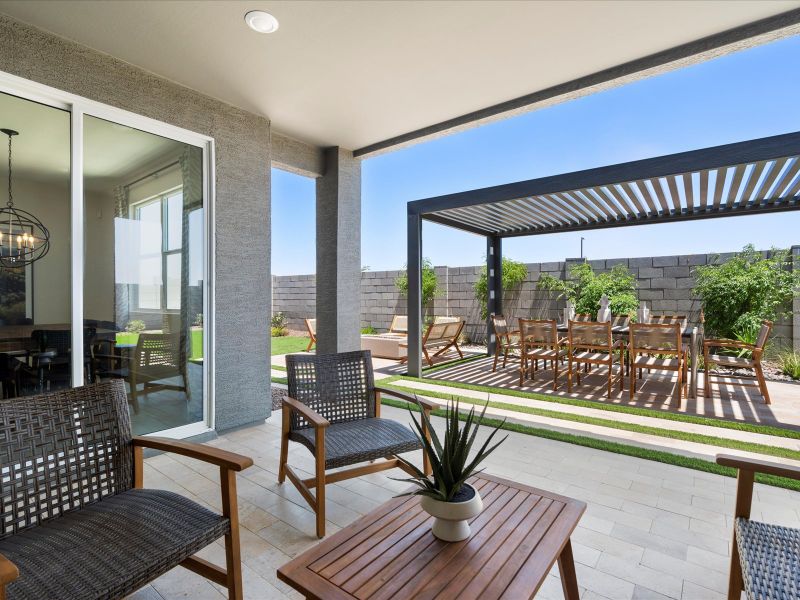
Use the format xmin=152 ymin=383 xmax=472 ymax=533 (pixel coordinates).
xmin=704 ymin=320 xmax=772 ymax=404
xmin=491 ymin=314 xmax=520 ymax=372
xmin=567 ymin=320 xmax=625 ymax=398
xmin=518 ymin=319 xmax=568 ymax=389
xmin=279 ymin=351 xmax=437 ymax=537
xmin=388 ymin=315 xmax=408 ymax=334
xmin=304 ymin=318 xmax=317 ymax=352
xmin=628 ymin=322 xmax=688 ymax=403
xmin=400 ymin=318 xmax=465 ymax=367
xmin=0 ymin=381 xmax=253 ymax=600
xmin=716 ymin=454 xmax=800 ymax=600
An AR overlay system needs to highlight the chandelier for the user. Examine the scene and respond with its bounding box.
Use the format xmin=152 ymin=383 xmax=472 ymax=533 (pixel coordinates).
xmin=0 ymin=128 xmax=50 ymax=268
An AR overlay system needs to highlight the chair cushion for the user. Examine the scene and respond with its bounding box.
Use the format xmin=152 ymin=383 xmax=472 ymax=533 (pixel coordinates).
xmin=736 ymin=518 xmax=800 ymax=600
xmin=0 ymin=489 xmax=229 ymax=600
xmin=289 ymin=417 xmax=422 ymax=469
xmin=708 ymin=354 xmax=755 ymax=368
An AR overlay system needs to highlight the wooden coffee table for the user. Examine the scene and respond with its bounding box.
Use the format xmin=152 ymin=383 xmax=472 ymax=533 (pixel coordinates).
xmin=278 ymin=473 xmax=586 ymax=599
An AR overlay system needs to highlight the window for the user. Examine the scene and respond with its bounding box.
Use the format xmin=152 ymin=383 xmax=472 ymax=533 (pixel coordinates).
xmin=132 ymin=188 xmax=183 ymax=311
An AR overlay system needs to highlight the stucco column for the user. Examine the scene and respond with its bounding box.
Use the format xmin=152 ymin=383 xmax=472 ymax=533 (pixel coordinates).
xmin=316 ymin=147 xmax=361 ymax=354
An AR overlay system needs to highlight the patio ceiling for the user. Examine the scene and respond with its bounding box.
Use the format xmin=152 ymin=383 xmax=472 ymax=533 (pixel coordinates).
xmin=411 ymin=131 xmax=800 ymax=237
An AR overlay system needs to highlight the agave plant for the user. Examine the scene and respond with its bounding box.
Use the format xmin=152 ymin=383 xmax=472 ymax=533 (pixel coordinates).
xmin=396 ymin=397 xmax=507 ymax=502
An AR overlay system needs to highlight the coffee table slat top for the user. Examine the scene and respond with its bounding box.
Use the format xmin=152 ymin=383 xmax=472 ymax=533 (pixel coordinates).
xmin=277 ymin=473 xmax=586 ymax=600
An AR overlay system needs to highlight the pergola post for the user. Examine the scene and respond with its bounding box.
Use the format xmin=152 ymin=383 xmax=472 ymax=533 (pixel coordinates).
xmin=486 ymin=236 xmax=502 ymax=355
xmin=407 ymin=210 xmax=423 ymax=377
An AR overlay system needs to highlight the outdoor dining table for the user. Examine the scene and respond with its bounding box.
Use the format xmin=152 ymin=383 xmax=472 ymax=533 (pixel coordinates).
xmin=554 ymin=322 xmax=700 ymax=398
xmin=278 ymin=473 xmax=586 ymax=600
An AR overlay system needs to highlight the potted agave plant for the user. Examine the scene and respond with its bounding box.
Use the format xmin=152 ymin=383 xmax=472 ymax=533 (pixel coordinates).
xmin=396 ymin=398 xmax=507 ymax=542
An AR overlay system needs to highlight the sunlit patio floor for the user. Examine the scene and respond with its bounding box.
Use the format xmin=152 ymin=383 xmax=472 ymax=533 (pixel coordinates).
xmin=132 ymin=404 xmax=800 ymax=600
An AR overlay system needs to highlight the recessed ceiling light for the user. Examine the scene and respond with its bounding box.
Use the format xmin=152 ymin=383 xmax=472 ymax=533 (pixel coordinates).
xmin=245 ymin=10 xmax=279 ymax=34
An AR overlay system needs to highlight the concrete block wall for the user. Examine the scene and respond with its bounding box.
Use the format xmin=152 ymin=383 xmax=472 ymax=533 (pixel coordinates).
xmin=273 ymin=248 xmax=797 ymax=348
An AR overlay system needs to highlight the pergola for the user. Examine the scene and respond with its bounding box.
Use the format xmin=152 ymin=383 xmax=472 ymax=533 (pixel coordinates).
xmin=405 ymin=131 xmax=800 ymax=377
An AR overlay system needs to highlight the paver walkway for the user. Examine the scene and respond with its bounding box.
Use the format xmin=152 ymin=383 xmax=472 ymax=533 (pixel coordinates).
xmin=133 ymin=404 xmax=800 ymax=600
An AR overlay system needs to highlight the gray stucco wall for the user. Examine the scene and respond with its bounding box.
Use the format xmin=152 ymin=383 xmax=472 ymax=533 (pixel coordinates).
xmin=0 ymin=15 xmax=272 ymax=430
xmin=274 ymin=249 xmax=798 ymax=350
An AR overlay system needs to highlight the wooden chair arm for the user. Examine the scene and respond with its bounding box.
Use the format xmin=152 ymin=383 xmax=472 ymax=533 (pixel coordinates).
xmin=717 ymin=454 xmax=800 ymax=480
xmin=374 ymin=386 xmax=439 ymax=412
xmin=133 ymin=436 xmax=254 ymax=471
xmin=612 ymin=339 xmax=625 ymax=349
xmin=283 ymin=396 xmax=329 ymax=428
xmin=0 ymin=552 xmax=19 ymax=588
xmin=704 ymin=339 xmax=754 ymax=351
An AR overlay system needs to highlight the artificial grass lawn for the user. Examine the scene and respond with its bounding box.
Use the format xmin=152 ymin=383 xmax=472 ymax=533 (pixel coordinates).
xmin=379 ymin=397 xmax=800 ymax=493
xmin=271 ymin=336 xmax=311 ymax=356
xmin=380 ymin=381 xmax=800 ymax=462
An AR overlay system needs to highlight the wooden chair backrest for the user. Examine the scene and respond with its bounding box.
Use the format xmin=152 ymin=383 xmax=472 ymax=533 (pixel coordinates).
xmin=568 ymin=320 xmax=612 ymax=352
xmin=573 ymin=313 xmax=594 ymax=322
xmin=755 ymin=320 xmax=773 ymax=354
xmin=492 ymin=315 xmax=511 ymax=337
xmin=650 ymin=314 xmax=688 ymax=329
xmin=389 ymin=315 xmax=408 ymax=334
xmin=629 ymin=322 xmax=682 ymax=356
xmin=305 ymin=318 xmax=316 ymax=337
xmin=609 ymin=314 xmax=630 ymax=329
xmin=519 ymin=319 xmax=558 ymax=351
xmin=424 ymin=319 xmax=464 ymax=344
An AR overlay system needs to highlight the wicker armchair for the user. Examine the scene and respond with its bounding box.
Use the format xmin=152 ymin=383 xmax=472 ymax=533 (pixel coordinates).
xmin=716 ymin=454 xmax=800 ymax=600
xmin=0 ymin=380 xmax=253 ymax=600
xmin=279 ymin=350 xmax=438 ymax=538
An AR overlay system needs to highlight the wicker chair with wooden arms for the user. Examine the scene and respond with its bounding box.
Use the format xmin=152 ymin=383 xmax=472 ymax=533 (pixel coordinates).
xmin=491 ymin=315 xmax=520 ymax=372
xmin=628 ymin=322 xmax=688 ymax=404
xmin=704 ymin=320 xmax=772 ymax=404
xmin=0 ymin=380 xmax=253 ymax=600
xmin=518 ymin=319 xmax=568 ymax=389
xmin=279 ymin=350 xmax=438 ymax=538
xmin=304 ymin=318 xmax=317 ymax=352
xmin=567 ymin=320 xmax=625 ymax=399
xmin=716 ymin=454 xmax=800 ymax=600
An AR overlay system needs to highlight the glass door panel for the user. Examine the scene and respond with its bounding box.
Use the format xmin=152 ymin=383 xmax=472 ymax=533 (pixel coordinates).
xmin=0 ymin=91 xmax=71 ymax=399
xmin=83 ymin=115 xmax=205 ymax=435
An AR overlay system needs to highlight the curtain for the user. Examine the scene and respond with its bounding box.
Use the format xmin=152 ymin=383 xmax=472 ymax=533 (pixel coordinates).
xmin=179 ymin=145 xmax=203 ymax=367
xmin=113 ymin=185 xmax=130 ymax=330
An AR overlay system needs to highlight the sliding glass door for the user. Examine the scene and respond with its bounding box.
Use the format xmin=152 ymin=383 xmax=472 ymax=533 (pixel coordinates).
xmin=83 ymin=116 xmax=206 ymax=435
xmin=0 ymin=71 xmax=213 ymax=438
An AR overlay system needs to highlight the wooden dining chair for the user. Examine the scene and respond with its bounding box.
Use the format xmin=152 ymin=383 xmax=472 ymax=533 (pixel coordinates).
xmin=704 ymin=320 xmax=773 ymax=404
xmin=628 ymin=322 xmax=688 ymax=403
xmin=567 ymin=320 xmax=625 ymax=398
xmin=518 ymin=319 xmax=568 ymax=389
xmin=491 ymin=315 xmax=520 ymax=372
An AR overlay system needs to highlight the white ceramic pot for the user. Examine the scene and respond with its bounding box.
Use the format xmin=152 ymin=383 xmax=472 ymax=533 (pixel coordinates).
xmin=419 ymin=484 xmax=483 ymax=542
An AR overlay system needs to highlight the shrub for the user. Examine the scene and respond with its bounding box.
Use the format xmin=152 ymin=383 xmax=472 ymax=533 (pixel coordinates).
xmin=125 ymin=319 xmax=146 ymax=333
xmin=537 ymin=262 xmax=638 ymax=317
xmin=778 ymin=351 xmax=800 ymax=380
xmin=396 ymin=258 xmax=441 ymax=308
xmin=474 ymin=257 xmax=528 ymax=320
xmin=271 ymin=312 xmax=287 ymax=329
xmin=693 ymin=245 xmax=800 ymax=338
xmin=361 ymin=326 xmax=377 ymax=335
xmin=271 ymin=326 xmax=288 ymax=337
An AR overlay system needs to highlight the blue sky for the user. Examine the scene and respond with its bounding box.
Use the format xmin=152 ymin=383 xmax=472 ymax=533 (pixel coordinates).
xmin=272 ymin=34 xmax=800 ymax=275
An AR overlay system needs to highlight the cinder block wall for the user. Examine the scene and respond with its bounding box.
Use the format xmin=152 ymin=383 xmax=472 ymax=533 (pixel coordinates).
xmin=273 ymin=249 xmax=797 ymax=348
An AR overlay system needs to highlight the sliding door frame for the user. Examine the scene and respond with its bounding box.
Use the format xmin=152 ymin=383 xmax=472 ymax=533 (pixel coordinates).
xmin=0 ymin=69 xmax=216 ymax=438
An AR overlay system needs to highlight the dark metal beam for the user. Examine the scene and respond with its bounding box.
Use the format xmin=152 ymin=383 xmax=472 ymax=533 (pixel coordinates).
xmin=408 ymin=132 xmax=800 ymax=216
xmin=407 ymin=211 xmax=423 ymax=377
xmin=486 ymin=236 xmax=502 ymax=355
xmin=354 ymin=9 xmax=800 ymax=158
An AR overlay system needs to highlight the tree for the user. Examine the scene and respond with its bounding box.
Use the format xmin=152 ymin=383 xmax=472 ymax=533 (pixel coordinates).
xmin=474 ymin=257 xmax=529 ymax=320
xmin=537 ymin=262 xmax=638 ymax=317
xmin=395 ymin=258 xmax=440 ymax=309
xmin=693 ymin=244 xmax=800 ymax=339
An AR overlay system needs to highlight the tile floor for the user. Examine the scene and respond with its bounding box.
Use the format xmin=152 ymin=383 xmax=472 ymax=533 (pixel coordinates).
xmin=133 ymin=404 xmax=800 ymax=600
